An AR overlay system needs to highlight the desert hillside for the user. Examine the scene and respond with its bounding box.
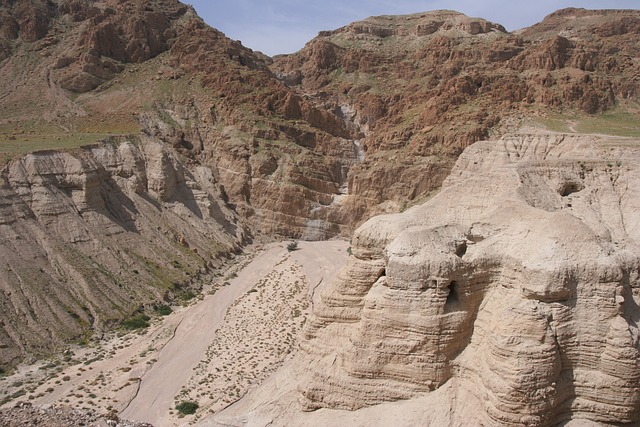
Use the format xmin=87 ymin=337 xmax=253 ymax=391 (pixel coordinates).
xmin=0 ymin=2 xmax=639 ymax=426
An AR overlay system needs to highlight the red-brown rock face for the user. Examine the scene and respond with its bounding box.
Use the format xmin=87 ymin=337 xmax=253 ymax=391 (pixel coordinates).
xmin=272 ymin=8 xmax=640 ymax=222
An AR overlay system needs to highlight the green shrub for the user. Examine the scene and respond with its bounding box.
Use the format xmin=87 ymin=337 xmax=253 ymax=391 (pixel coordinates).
xmin=287 ymin=241 xmax=298 ymax=252
xmin=176 ymin=401 xmax=199 ymax=415
xmin=153 ymin=305 xmax=172 ymax=316
xmin=180 ymin=290 xmax=196 ymax=301
xmin=122 ymin=314 xmax=150 ymax=330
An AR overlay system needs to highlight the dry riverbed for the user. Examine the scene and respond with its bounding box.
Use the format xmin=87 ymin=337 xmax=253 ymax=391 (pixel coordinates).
xmin=0 ymin=240 xmax=350 ymax=426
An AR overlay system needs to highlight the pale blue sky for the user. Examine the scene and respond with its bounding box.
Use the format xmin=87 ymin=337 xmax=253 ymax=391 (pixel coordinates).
xmin=188 ymin=1 xmax=639 ymax=56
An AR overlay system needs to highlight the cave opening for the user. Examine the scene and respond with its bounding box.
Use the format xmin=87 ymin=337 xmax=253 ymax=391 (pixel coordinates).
xmin=560 ymin=182 xmax=582 ymax=197
xmin=446 ymin=281 xmax=458 ymax=305
xmin=455 ymin=241 xmax=468 ymax=258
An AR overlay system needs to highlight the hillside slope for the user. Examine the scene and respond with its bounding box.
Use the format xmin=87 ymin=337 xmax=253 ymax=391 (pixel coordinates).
xmin=273 ymin=8 xmax=640 ymax=218
xmin=0 ymin=1 xmax=639 ymax=409
xmin=0 ymin=0 xmax=359 ymax=366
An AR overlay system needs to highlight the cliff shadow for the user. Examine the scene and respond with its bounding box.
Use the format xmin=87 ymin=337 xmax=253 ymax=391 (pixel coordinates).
xmin=98 ymin=177 xmax=140 ymax=234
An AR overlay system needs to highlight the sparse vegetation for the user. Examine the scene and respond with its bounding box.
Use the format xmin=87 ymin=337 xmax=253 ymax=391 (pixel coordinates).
xmin=287 ymin=241 xmax=298 ymax=252
xmin=535 ymin=106 xmax=640 ymax=138
xmin=122 ymin=314 xmax=151 ymax=330
xmin=176 ymin=400 xmax=199 ymax=415
xmin=179 ymin=290 xmax=197 ymax=301
xmin=153 ymin=304 xmax=173 ymax=316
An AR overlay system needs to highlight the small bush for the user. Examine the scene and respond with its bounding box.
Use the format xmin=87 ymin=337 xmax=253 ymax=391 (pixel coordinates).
xmin=180 ymin=290 xmax=196 ymax=301
xmin=287 ymin=241 xmax=298 ymax=252
xmin=122 ymin=314 xmax=150 ymax=330
xmin=153 ymin=305 xmax=172 ymax=316
xmin=176 ymin=400 xmax=199 ymax=415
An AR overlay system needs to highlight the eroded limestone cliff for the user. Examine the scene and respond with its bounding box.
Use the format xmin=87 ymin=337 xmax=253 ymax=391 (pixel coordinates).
xmin=296 ymin=132 xmax=640 ymax=425
xmin=0 ymin=136 xmax=245 ymax=366
xmin=1 ymin=4 xmax=640 ymax=422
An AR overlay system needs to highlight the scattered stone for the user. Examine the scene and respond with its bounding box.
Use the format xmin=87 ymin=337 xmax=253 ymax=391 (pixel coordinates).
xmin=0 ymin=403 xmax=153 ymax=427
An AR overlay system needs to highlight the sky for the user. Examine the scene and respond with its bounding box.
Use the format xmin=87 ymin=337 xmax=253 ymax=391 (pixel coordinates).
xmin=188 ymin=1 xmax=639 ymax=57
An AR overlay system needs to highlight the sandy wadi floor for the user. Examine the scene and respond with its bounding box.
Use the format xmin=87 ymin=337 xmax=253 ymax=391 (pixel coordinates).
xmin=0 ymin=240 xmax=349 ymax=426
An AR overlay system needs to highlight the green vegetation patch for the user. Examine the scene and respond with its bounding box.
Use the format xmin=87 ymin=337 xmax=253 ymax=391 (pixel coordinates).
xmin=176 ymin=400 xmax=199 ymax=415
xmin=536 ymin=105 xmax=640 ymax=138
xmin=122 ymin=313 xmax=151 ymax=330
xmin=153 ymin=304 xmax=173 ymax=316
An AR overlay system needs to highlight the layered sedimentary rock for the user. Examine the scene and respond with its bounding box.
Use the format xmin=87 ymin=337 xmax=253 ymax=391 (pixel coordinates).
xmin=0 ymin=136 xmax=245 ymax=366
xmin=0 ymin=0 xmax=366 ymax=239
xmin=299 ymin=133 xmax=640 ymax=425
xmin=4 ymin=4 xmax=640 ymax=242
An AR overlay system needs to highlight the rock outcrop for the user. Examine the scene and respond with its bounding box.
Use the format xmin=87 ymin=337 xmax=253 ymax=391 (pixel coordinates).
xmin=0 ymin=136 xmax=245 ymax=366
xmin=297 ymin=132 xmax=640 ymax=425
xmin=2 ymin=4 xmax=639 ymax=240
xmin=0 ymin=0 xmax=366 ymax=240
xmin=273 ymin=8 xmax=640 ymax=222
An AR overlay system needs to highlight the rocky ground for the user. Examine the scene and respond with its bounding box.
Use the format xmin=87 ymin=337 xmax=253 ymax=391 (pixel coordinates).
xmin=1 ymin=2 xmax=640 ymax=426
xmin=205 ymin=129 xmax=640 ymax=427
xmin=0 ymin=402 xmax=152 ymax=427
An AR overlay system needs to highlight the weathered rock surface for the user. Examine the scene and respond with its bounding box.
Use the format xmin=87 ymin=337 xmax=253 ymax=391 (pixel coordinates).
xmin=0 ymin=136 xmax=245 ymax=366
xmin=0 ymin=402 xmax=152 ymax=427
xmin=1 ymin=4 xmax=640 ymax=423
xmin=2 ymin=4 xmax=640 ymax=242
xmin=293 ymin=132 xmax=640 ymax=425
xmin=273 ymin=8 xmax=640 ymax=222
xmin=0 ymin=0 xmax=366 ymax=240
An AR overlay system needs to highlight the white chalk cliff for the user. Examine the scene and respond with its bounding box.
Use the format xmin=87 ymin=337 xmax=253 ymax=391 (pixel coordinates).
xmin=0 ymin=137 xmax=246 ymax=365
xmin=209 ymin=132 xmax=640 ymax=426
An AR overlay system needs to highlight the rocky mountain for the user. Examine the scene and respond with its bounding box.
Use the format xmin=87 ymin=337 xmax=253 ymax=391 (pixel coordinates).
xmin=272 ymin=8 xmax=640 ymax=218
xmin=0 ymin=1 xmax=639 ymax=423
xmin=0 ymin=0 xmax=360 ymax=366
xmin=0 ymin=137 xmax=247 ymax=366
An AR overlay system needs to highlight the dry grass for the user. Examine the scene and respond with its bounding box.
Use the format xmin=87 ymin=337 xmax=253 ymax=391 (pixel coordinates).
xmin=535 ymin=104 xmax=640 ymax=138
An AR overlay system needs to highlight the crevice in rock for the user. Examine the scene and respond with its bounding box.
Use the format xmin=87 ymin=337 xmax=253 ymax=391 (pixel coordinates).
xmin=446 ymin=281 xmax=458 ymax=305
xmin=559 ymin=182 xmax=583 ymax=197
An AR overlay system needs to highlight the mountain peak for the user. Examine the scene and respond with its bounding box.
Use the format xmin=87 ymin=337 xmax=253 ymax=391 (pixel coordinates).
xmin=318 ymin=9 xmax=507 ymax=44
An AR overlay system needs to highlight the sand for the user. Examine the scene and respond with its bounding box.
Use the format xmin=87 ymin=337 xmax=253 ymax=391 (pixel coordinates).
xmin=0 ymin=240 xmax=349 ymax=427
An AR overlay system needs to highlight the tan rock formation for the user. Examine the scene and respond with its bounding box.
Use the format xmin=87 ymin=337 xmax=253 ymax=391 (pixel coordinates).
xmin=0 ymin=136 xmax=246 ymax=366
xmin=1 ymin=4 xmax=640 ymax=410
xmin=296 ymin=132 xmax=640 ymax=425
